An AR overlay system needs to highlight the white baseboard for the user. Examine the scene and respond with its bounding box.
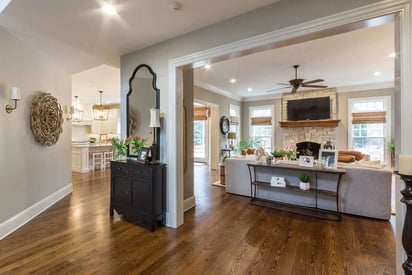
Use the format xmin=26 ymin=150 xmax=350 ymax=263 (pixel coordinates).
xmin=184 ymin=196 xmax=196 ymax=212
xmin=0 ymin=183 xmax=72 ymax=240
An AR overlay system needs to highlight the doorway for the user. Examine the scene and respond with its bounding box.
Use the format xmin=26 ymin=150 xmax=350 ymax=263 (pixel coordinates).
xmin=193 ymin=102 xmax=210 ymax=164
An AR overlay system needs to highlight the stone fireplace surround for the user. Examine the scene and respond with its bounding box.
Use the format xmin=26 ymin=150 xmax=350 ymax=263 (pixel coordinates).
xmin=281 ymin=88 xmax=338 ymax=149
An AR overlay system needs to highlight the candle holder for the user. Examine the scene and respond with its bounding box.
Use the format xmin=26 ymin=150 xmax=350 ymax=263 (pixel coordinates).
xmin=394 ymin=171 xmax=412 ymax=274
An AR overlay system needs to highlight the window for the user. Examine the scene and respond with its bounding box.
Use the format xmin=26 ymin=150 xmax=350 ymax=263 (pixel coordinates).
xmin=249 ymin=105 xmax=274 ymax=152
xmin=193 ymin=104 xmax=210 ymax=163
xmin=229 ymin=104 xmax=240 ymax=149
xmin=348 ymin=96 xmax=391 ymax=163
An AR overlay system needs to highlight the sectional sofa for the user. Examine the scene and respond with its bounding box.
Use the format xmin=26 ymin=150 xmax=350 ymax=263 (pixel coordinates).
xmin=225 ymin=157 xmax=392 ymax=220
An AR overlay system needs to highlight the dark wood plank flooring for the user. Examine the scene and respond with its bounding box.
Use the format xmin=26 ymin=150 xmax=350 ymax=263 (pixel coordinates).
xmin=0 ymin=165 xmax=395 ymax=274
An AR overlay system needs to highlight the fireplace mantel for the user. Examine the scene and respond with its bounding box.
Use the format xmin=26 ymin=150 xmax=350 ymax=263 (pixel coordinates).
xmin=279 ymin=119 xmax=341 ymax=128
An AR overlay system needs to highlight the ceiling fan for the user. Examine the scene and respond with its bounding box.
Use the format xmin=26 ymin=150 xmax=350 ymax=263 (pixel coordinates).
xmin=267 ymin=64 xmax=327 ymax=94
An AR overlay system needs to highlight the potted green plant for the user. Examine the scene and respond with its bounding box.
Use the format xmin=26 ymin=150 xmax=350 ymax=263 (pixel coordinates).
xmin=299 ymin=174 xmax=311 ymax=190
xmin=388 ymin=141 xmax=395 ymax=167
xmin=111 ymin=137 xmax=128 ymax=160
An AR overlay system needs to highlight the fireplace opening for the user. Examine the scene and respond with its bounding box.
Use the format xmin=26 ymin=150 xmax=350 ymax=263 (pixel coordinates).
xmin=296 ymin=141 xmax=321 ymax=159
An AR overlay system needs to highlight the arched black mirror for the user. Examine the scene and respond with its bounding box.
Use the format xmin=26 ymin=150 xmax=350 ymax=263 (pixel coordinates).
xmin=127 ymin=64 xmax=160 ymax=160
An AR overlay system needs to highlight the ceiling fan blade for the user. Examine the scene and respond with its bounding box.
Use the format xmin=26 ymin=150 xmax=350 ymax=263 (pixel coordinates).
xmin=291 ymin=87 xmax=298 ymax=94
xmin=266 ymin=86 xmax=291 ymax=93
xmin=302 ymin=79 xmax=324 ymax=85
xmin=277 ymin=83 xmax=291 ymax=86
xmin=302 ymin=84 xmax=328 ymax=88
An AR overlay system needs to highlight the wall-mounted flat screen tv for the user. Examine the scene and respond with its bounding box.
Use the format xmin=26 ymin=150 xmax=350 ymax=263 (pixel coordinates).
xmin=287 ymin=96 xmax=330 ymax=121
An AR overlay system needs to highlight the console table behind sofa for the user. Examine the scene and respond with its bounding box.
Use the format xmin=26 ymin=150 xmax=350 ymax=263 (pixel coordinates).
xmin=226 ymin=158 xmax=392 ymax=220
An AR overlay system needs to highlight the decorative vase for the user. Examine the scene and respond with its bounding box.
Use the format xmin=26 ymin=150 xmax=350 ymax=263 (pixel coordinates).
xmin=114 ymin=149 xmax=126 ymax=160
xmin=299 ymin=181 xmax=310 ymax=190
xmin=266 ymin=158 xmax=272 ymax=165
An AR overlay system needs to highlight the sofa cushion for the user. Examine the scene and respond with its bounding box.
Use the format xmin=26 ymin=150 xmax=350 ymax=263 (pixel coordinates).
xmin=338 ymin=155 xmax=356 ymax=163
xmin=339 ymin=150 xmax=363 ymax=161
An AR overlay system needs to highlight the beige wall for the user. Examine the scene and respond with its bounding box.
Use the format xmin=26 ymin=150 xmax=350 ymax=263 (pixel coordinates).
xmin=194 ymin=86 xmax=241 ymax=149
xmin=183 ymin=70 xmax=194 ymax=200
xmin=0 ymin=27 xmax=72 ymax=224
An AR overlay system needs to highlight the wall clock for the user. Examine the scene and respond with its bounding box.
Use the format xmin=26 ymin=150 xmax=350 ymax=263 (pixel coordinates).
xmin=220 ymin=116 xmax=230 ymax=135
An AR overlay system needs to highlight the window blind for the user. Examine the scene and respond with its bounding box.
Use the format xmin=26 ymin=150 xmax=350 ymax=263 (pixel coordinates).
xmin=230 ymin=116 xmax=239 ymax=125
xmin=352 ymin=111 xmax=386 ymax=124
xmin=194 ymin=106 xmax=210 ymax=120
xmin=251 ymin=116 xmax=272 ymax=125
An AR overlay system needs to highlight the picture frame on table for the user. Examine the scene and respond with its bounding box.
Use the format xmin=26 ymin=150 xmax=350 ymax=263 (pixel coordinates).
xmin=299 ymin=155 xmax=314 ymax=167
xmin=138 ymin=147 xmax=150 ymax=163
xmin=319 ymin=149 xmax=338 ymax=169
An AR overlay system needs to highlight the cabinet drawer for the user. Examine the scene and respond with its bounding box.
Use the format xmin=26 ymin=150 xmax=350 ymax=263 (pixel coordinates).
xmin=111 ymin=163 xmax=130 ymax=174
xmin=131 ymin=166 xmax=151 ymax=178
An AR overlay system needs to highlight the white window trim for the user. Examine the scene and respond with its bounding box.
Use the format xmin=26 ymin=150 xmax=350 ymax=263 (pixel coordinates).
xmin=249 ymin=105 xmax=275 ymax=150
xmin=229 ymin=104 xmax=241 ymax=142
xmin=348 ymin=96 xmax=391 ymax=163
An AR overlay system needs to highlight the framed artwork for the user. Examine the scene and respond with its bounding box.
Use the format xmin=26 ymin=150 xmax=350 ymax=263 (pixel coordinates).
xmin=99 ymin=133 xmax=108 ymax=142
xmin=319 ymin=149 xmax=338 ymax=169
xmin=299 ymin=156 xmax=314 ymax=167
xmin=138 ymin=147 xmax=150 ymax=162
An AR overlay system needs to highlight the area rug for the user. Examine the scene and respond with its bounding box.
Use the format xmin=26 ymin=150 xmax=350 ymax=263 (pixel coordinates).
xmin=211 ymin=181 xmax=225 ymax=187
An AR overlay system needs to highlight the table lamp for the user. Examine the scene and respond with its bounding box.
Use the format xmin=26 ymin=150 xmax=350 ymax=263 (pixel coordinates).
xmin=149 ymin=108 xmax=161 ymax=163
xmin=227 ymin=132 xmax=237 ymax=150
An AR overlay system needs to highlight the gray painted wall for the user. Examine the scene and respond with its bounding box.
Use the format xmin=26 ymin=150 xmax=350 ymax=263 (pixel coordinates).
xmin=0 ymin=27 xmax=72 ymax=224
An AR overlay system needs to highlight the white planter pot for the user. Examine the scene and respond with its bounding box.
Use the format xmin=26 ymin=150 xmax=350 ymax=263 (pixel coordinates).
xmin=299 ymin=181 xmax=310 ymax=191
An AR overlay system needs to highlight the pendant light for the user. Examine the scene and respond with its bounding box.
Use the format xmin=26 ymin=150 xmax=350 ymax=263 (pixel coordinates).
xmin=72 ymin=96 xmax=83 ymax=122
xmin=93 ymin=90 xmax=109 ymax=121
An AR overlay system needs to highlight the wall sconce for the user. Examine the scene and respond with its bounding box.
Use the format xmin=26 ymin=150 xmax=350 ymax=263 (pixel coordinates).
xmin=149 ymin=108 xmax=161 ymax=163
xmin=5 ymin=87 xmax=21 ymax=113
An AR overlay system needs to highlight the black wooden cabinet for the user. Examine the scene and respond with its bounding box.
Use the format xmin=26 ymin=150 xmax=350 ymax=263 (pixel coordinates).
xmin=110 ymin=160 xmax=166 ymax=232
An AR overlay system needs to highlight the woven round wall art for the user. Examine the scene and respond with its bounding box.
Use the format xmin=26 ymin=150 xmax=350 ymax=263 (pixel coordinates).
xmin=30 ymin=93 xmax=63 ymax=146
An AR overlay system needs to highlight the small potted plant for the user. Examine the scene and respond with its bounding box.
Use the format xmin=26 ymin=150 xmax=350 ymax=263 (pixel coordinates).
xmin=299 ymin=174 xmax=311 ymax=190
xmin=271 ymin=148 xmax=284 ymax=163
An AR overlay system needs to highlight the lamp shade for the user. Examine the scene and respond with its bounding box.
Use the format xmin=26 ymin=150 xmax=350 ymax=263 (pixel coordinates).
xmin=149 ymin=108 xmax=161 ymax=128
xmin=227 ymin=132 xmax=237 ymax=139
xmin=10 ymin=87 xmax=21 ymax=100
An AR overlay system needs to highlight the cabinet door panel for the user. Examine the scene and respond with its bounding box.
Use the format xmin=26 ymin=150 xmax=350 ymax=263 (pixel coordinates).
xmin=113 ymin=176 xmax=132 ymax=207
xmin=132 ymin=179 xmax=151 ymax=215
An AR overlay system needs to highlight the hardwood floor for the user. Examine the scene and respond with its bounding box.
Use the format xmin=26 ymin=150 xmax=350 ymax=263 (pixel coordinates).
xmin=0 ymin=166 xmax=395 ymax=274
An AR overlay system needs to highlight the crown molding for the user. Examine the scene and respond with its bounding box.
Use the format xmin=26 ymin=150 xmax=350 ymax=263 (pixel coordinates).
xmin=194 ymin=80 xmax=242 ymax=101
xmin=336 ymin=81 xmax=394 ymax=93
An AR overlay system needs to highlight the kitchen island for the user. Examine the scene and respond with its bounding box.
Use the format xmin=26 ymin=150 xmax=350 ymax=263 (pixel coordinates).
xmin=72 ymin=142 xmax=113 ymax=173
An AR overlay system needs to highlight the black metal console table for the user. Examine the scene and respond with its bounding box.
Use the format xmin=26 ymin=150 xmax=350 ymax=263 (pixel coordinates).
xmin=247 ymin=162 xmax=345 ymax=221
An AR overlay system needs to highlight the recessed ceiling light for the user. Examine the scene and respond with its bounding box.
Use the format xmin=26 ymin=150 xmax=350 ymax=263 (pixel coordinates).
xmin=230 ymin=78 xmax=236 ymax=83
xmin=388 ymin=52 xmax=396 ymax=58
xmin=205 ymin=64 xmax=211 ymax=70
xmin=248 ymin=88 xmax=252 ymax=92
xmin=373 ymin=71 xmax=381 ymax=76
xmin=102 ymin=3 xmax=117 ymax=15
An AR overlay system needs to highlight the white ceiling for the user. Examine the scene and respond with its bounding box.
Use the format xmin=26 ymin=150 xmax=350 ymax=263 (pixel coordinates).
xmin=0 ymin=1 xmax=395 ymax=104
xmin=194 ymin=22 xmax=395 ymax=101
xmin=0 ymin=0 xmax=280 ymax=73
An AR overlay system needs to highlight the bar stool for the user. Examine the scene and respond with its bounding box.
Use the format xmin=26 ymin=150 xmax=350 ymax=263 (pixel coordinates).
xmin=103 ymin=151 xmax=114 ymax=169
xmin=91 ymin=152 xmax=104 ymax=171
